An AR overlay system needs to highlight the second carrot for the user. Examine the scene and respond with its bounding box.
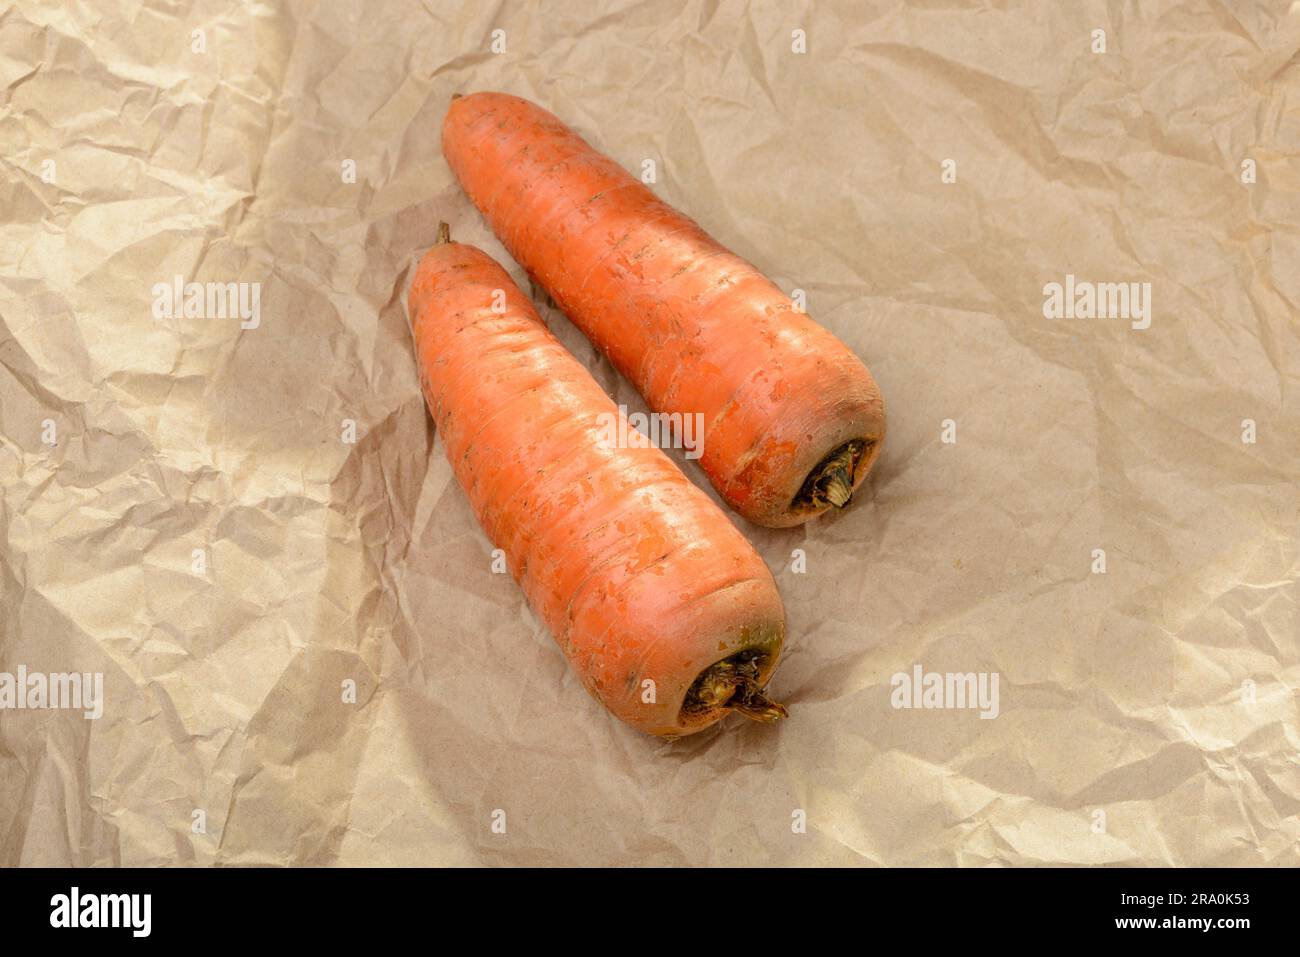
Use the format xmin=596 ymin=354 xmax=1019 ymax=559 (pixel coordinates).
xmin=442 ymin=92 xmax=887 ymax=529
xmin=408 ymin=224 xmax=787 ymax=737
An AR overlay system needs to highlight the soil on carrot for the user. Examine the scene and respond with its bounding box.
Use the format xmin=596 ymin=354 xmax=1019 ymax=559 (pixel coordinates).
xmin=791 ymin=438 xmax=869 ymax=513
xmin=681 ymin=648 xmax=787 ymax=724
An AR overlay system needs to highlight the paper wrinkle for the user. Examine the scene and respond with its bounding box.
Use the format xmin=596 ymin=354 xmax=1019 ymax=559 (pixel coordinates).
xmin=1 ymin=0 xmax=1297 ymax=866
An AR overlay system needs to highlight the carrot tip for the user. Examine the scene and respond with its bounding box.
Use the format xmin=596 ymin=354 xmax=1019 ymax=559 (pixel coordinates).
xmin=436 ymin=221 xmax=451 ymax=245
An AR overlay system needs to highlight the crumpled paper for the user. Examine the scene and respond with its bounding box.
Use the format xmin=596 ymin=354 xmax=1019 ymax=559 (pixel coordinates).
xmin=1 ymin=0 xmax=1297 ymax=866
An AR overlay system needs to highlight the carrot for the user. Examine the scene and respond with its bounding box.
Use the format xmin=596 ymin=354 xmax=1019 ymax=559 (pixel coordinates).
xmin=441 ymin=92 xmax=886 ymax=528
xmin=408 ymin=223 xmax=787 ymax=737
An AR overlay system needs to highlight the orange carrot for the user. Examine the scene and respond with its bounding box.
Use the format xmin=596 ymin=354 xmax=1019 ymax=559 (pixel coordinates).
xmin=442 ymin=92 xmax=886 ymax=528
xmin=408 ymin=224 xmax=787 ymax=737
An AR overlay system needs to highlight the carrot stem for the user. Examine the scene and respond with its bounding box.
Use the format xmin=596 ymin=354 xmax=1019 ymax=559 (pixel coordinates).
xmin=823 ymin=467 xmax=853 ymax=508
xmin=728 ymin=675 xmax=789 ymax=722
xmin=682 ymin=650 xmax=787 ymax=724
xmin=793 ymin=439 xmax=867 ymax=512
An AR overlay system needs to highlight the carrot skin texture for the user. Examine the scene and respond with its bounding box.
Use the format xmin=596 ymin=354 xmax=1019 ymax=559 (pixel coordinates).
xmin=442 ymin=92 xmax=886 ymax=528
xmin=408 ymin=239 xmax=785 ymax=736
